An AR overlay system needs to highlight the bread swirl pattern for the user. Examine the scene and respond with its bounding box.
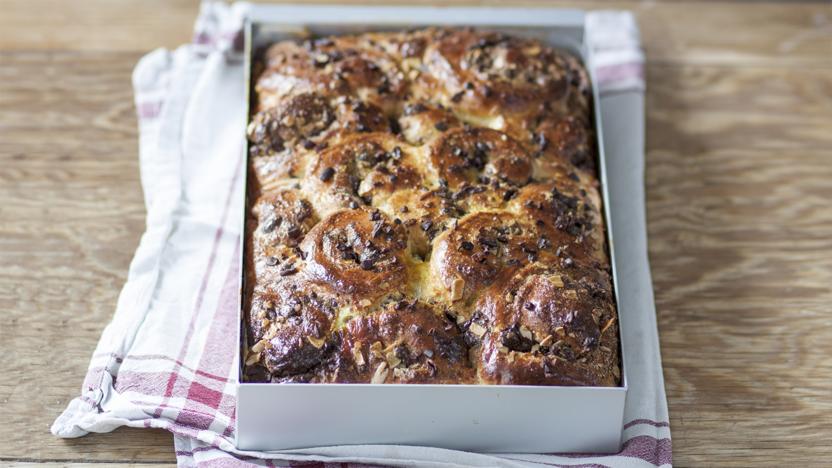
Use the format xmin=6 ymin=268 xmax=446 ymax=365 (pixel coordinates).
xmin=244 ymin=28 xmax=619 ymax=386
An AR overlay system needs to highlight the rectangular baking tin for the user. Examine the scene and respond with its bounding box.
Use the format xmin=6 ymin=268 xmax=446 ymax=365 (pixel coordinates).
xmin=236 ymin=5 xmax=627 ymax=454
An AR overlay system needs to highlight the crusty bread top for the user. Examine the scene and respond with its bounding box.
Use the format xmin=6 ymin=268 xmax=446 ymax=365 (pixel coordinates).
xmin=243 ymin=28 xmax=619 ymax=386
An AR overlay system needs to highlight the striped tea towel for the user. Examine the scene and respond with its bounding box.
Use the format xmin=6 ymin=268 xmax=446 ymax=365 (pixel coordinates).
xmin=52 ymin=2 xmax=670 ymax=467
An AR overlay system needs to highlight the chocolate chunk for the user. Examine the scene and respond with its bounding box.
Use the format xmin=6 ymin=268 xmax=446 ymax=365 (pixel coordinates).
xmin=287 ymin=226 xmax=302 ymax=239
xmin=319 ymin=167 xmax=335 ymax=182
xmin=278 ymin=265 xmax=299 ymax=276
xmin=499 ymin=323 xmax=534 ymax=353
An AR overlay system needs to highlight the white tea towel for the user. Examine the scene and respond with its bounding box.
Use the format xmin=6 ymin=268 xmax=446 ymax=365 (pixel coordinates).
xmin=52 ymin=2 xmax=669 ymax=467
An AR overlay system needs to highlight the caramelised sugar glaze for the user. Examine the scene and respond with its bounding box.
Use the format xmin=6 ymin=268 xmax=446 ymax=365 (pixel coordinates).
xmin=244 ymin=28 xmax=620 ymax=386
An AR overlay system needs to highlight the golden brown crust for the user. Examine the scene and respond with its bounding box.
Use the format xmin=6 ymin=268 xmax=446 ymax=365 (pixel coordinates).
xmin=244 ymin=28 xmax=619 ymax=387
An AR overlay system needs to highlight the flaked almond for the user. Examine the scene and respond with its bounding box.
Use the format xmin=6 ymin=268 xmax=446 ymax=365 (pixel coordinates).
xmin=531 ymin=344 xmax=540 ymax=354
xmin=564 ymin=289 xmax=578 ymax=300
xmin=385 ymin=350 xmax=402 ymax=368
xmin=371 ymin=362 xmax=389 ymax=384
xmin=600 ymin=346 xmax=611 ymax=353
xmin=456 ymin=314 xmax=467 ymax=326
xmin=498 ymin=345 xmax=510 ymax=354
xmin=307 ymin=336 xmax=326 ymax=349
xmin=601 ymin=317 xmax=617 ymax=334
xmin=352 ymin=342 xmax=366 ymax=367
xmin=450 ymin=276 xmax=465 ymax=301
xmin=539 ymin=335 xmax=554 ymax=347
xmin=613 ymin=366 xmax=621 ymax=379
xmin=250 ymin=339 xmax=268 ymax=354
xmin=507 ymin=351 xmax=516 ymax=363
xmin=359 ymin=298 xmax=372 ymax=308
xmin=519 ymin=325 xmax=534 ymax=341
xmin=245 ymin=351 xmax=261 ymax=366
xmin=554 ymin=326 xmax=566 ymax=337
xmin=369 ymin=341 xmax=384 ymax=358
xmin=261 ymin=318 xmax=271 ymax=328
xmin=468 ymin=322 xmax=487 ymax=338
xmin=549 ymin=274 xmax=564 ymax=288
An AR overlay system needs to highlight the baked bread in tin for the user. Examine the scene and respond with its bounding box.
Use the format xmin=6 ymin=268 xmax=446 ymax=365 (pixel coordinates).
xmin=244 ymin=28 xmax=620 ymax=386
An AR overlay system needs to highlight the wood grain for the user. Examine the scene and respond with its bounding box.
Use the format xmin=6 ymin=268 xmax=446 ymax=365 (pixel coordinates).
xmin=646 ymin=62 xmax=832 ymax=466
xmin=0 ymin=0 xmax=830 ymax=466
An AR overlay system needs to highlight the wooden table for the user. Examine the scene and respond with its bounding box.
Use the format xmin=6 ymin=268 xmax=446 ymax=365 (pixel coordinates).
xmin=1 ymin=1 xmax=830 ymax=466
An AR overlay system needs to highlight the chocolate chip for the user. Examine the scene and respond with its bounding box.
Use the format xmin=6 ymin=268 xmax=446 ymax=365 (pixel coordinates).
xmin=460 ymin=240 xmax=474 ymax=251
xmin=389 ymin=117 xmax=401 ymax=134
xmin=360 ymin=258 xmax=375 ymax=270
xmin=262 ymin=216 xmax=280 ymax=233
xmin=320 ymin=167 xmax=335 ymax=182
xmin=404 ymin=103 xmax=427 ymax=115
xmin=434 ymin=121 xmax=449 ymax=131
xmin=451 ymin=91 xmax=464 ymax=103
xmin=479 ymin=236 xmax=498 ymax=248
xmin=278 ymin=265 xmax=299 ymax=276
xmin=499 ymin=323 xmax=534 ymax=353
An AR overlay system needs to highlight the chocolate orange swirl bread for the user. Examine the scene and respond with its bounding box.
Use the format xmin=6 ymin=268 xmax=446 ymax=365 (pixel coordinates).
xmin=243 ymin=28 xmax=620 ymax=386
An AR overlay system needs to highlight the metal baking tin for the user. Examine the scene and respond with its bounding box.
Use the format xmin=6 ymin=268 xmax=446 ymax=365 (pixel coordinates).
xmin=236 ymin=4 xmax=627 ymax=454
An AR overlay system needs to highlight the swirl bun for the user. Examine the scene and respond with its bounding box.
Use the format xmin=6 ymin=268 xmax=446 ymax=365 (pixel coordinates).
xmin=429 ymin=127 xmax=532 ymax=189
xmin=249 ymin=283 xmax=338 ymax=382
xmin=475 ymin=264 xmax=617 ymax=386
xmin=300 ymin=208 xmax=408 ymax=298
xmin=430 ymin=212 xmax=542 ymax=305
xmin=333 ymin=300 xmax=473 ymax=383
xmin=304 ymin=133 xmax=424 ymax=214
xmin=257 ymin=37 xmax=406 ymax=113
xmin=421 ymin=30 xmax=589 ymax=120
